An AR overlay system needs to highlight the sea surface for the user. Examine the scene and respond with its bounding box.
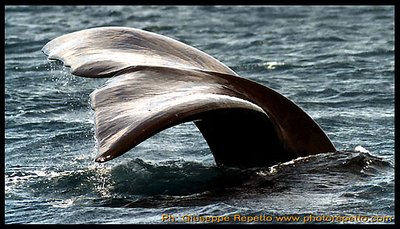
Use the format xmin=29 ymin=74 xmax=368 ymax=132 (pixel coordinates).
xmin=4 ymin=6 xmax=395 ymax=224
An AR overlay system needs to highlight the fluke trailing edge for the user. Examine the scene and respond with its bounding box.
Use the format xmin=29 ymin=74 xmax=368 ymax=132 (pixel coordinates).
xmin=42 ymin=27 xmax=336 ymax=168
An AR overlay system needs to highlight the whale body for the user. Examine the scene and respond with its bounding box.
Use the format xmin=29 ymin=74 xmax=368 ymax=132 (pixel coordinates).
xmin=42 ymin=27 xmax=336 ymax=168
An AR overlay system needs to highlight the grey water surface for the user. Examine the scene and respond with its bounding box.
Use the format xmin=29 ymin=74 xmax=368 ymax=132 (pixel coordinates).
xmin=5 ymin=5 xmax=394 ymax=224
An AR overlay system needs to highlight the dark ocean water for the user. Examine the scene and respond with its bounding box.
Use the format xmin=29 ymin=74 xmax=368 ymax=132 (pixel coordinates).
xmin=4 ymin=6 xmax=394 ymax=224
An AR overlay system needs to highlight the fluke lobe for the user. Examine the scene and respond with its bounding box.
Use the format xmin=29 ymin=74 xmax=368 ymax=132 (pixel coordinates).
xmin=42 ymin=27 xmax=336 ymax=168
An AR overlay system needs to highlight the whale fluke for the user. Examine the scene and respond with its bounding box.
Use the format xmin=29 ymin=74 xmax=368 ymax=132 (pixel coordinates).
xmin=42 ymin=27 xmax=336 ymax=168
xmin=42 ymin=27 xmax=236 ymax=77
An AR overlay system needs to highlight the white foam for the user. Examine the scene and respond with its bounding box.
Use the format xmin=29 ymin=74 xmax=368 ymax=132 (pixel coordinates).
xmin=264 ymin=61 xmax=285 ymax=69
xmin=354 ymin=145 xmax=370 ymax=153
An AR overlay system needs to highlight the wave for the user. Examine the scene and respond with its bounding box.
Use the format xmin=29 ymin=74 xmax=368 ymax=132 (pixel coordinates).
xmin=5 ymin=147 xmax=392 ymax=209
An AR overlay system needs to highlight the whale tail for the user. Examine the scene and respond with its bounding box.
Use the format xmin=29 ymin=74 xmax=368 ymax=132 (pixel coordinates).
xmin=42 ymin=27 xmax=335 ymax=168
